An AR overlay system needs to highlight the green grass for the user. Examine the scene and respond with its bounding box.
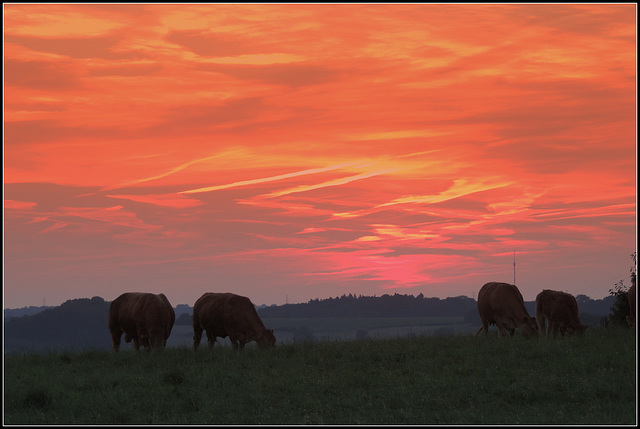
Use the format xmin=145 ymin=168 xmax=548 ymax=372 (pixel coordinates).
xmin=3 ymin=328 xmax=636 ymax=425
xmin=263 ymin=316 xmax=466 ymax=332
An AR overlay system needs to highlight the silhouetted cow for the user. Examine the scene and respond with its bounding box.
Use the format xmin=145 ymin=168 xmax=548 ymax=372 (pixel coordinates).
xmin=535 ymin=289 xmax=587 ymax=336
xmin=475 ymin=282 xmax=537 ymax=337
xmin=108 ymin=292 xmax=175 ymax=352
xmin=193 ymin=292 xmax=276 ymax=350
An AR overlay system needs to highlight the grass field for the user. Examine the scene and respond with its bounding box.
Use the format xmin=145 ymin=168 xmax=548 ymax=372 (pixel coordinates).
xmin=165 ymin=316 xmax=474 ymax=349
xmin=3 ymin=326 xmax=636 ymax=425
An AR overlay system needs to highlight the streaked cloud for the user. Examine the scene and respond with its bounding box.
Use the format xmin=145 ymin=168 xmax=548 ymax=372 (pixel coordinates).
xmin=258 ymin=168 xmax=398 ymax=199
xmin=181 ymin=161 xmax=364 ymax=195
xmin=106 ymin=193 xmax=202 ymax=208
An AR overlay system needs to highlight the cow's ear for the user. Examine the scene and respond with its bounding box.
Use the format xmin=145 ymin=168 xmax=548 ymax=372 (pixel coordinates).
xmin=269 ymin=329 xmax=274 ymax=334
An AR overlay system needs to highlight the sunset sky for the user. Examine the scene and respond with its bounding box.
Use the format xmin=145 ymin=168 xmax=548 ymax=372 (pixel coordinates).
xmin=3 ymin=3 xmax=637 ymax=309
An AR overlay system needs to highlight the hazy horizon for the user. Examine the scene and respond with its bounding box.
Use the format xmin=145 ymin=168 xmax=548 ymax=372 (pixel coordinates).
xmin=3 ymin=4 xmax=637 ymax=309
xmin=2 ymin=283 xmax=620 ymax=311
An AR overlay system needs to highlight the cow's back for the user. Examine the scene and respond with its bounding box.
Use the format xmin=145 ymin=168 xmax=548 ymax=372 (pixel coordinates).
xmin=109 ymin=292 xmax=174 ymax=351
xmin=477 ymin=282 xmax=536 ymax=337
xmin=535 ymin=289 xmax=557 ymax=317
xmin=109 ymin=292 xmax=145 ymax=334
xmin=142 ymin=293 xmax=175 ymax=339
xmin=478 ymin=282 xmax=525 ymax=320
xmin=193 ymin=292 xmax=232 ymax=337
xmin=222 ymin=294 xmax=266 ymax=333
xmin=193 ymin=292 xmax=275 ymax=350
xmin=536 ymin=289 xmax=585 ymax=335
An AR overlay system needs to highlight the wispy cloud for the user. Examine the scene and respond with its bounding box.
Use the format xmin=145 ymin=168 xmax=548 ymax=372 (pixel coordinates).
xmin=102 ymin=154 xmax=225 ymax=192
xmin=258 ymin=168 xmax=398 ymax=199
xmin=106 ymin=193 xmax=202 ymax=208
xmin=180 ymin=162 xmax=366 ymax=194
xmin=379 ymin=179 xmax=514 ymax=208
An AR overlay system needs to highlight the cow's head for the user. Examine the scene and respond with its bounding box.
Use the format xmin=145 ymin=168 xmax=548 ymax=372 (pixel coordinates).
xmin=520 ymin=316 xmax=538 ymax=338
xmin=145 ymin=329 xmax=166 ymax=352
xmin=257 ymin=328 xmax=276 ymax=349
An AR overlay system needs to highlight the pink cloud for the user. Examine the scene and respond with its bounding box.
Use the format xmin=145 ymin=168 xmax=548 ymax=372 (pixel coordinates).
xmin=106 ymin=193 xmax=202 ymax=208
xmin=4 ymin=199 xmax=37 ymax=210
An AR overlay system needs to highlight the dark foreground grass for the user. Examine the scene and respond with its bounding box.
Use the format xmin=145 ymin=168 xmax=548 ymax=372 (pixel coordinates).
xmin=3 ymin=328 xmax=636 ymax=425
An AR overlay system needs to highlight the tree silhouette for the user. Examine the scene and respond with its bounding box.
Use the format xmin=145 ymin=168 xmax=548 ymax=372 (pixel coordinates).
xmin=608 ymin=252 xmax=636 ymax=327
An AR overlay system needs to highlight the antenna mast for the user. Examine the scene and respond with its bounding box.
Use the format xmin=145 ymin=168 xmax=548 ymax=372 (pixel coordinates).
xmin=513 ymin=250 xmax=516 ymax=285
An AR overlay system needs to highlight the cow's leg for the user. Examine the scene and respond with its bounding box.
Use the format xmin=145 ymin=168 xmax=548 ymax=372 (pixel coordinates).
xmin=537 ymin=316 xmax=547 ymax=337
xmin=476 ymin=320 xmax=489 ymax=336
xmin=141 ymin=335 xmax=153 ymax=352
xmin=133 ymin=337 xmax=140 ymax=352
xmin=111 ymin=330 xmax=122 ymax=352
xmin=230 ymin=337 xmax=240 ymax=349
xmin=495 ymin=320 xmax=508 ymax=337
xmin=206 ymin=332 xmax=217 ymax=348
xmin=193 ymin=325 xmax=203 ymax=350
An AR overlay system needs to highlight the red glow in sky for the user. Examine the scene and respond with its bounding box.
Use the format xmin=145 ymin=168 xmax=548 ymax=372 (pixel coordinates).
xmin=3 ymin=4 xmax=637 ymax=308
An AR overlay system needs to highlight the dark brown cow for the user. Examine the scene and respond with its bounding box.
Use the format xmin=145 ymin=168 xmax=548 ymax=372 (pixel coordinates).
xmin=627 ymin=284 xmax=636 ymax=329
xmin=108 ymin=292 xmax=175 ymax=352
xmin=475 ymin=282 xmax=538 ymax=337
xmin=193 ymin=292 xmax=276 ymax=350
xmin=535 ymin=289 xmax=587 ymax=336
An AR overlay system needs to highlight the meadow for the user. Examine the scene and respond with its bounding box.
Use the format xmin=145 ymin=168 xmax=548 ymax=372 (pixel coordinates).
xmin=3 ymin=327 xmax=636 ymax=425
xmin=165 ymin=316 xmax=474 ymax=348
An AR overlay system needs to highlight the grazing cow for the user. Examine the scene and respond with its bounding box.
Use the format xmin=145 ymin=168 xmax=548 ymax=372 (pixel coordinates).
xmin=475 ymin=282 xmax=538 ymax=337
xmin=108 ymin=292 xmax=175 ymax=352
xmin=535 ymin=289 xmax=587 ymax=336
xmin=627 ymin=284 xmax=636 ymax=329
xmin=193 ymin=292 xmax=276 ymax=350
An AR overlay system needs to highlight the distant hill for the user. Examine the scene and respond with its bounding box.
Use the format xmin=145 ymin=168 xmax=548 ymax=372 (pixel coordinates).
xmin=4 ymin=306 xmax=55 ymax=320
xmin=4 ymin=296 xmax=111 ymax=354
xmin=3 ymin=293 xmax=617 ymax=354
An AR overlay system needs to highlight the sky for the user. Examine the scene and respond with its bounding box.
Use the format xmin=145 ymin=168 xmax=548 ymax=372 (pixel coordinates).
xmin=3 ymin=3 xmax=637 ymax=309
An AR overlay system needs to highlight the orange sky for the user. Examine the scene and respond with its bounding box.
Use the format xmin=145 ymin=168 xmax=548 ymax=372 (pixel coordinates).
xmin=3 ymin=3 xmax=637 ymax=309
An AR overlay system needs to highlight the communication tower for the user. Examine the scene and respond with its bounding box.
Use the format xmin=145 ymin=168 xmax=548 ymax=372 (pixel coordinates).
xmin=513 ymin=250 xmax=516 ymax=285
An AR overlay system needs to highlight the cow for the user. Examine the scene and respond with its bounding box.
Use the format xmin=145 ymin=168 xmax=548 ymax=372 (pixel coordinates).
xmin=535 ymin=289 xmax=587 ymax=336
xmin=193 ymin=292 xmax=276 ymax=350
xmin=108 ymin=292 xmax=175 ymax=352
xmin=475 ymin=282 xmax=538 ymax=337
xmin=627 ymin=284 xmax=636 ymax=329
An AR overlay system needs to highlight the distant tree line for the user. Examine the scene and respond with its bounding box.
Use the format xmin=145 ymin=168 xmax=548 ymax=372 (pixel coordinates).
xmin=2 ymin=291 xmax=621 ymax=354
xmin=257 ymin=293 xmax=478 ymax=319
